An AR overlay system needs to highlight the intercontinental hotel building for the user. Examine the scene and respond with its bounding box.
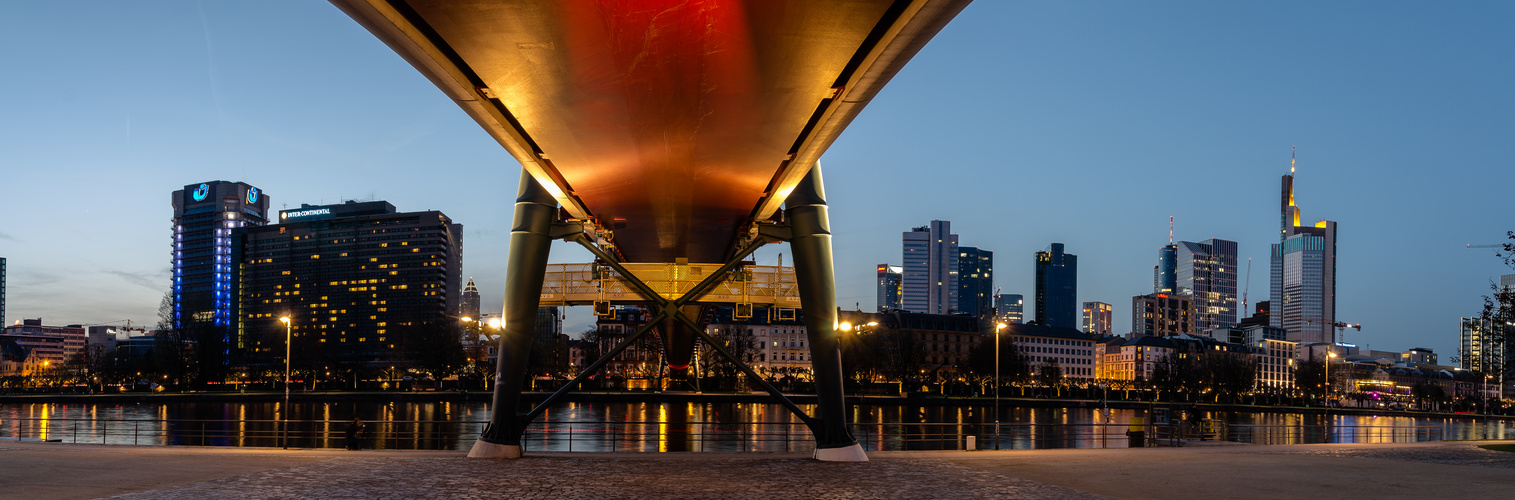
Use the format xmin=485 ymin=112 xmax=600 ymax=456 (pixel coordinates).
xmin=240 ymin=200 xmax=462 ymax=365
xmin=173 ymin=182 xmax=463 ymax=367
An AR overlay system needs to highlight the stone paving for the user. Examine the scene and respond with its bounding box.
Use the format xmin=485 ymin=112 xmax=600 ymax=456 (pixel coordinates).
xmin=109 ymin=455 xmax=1104 ymax=500
xmin=1260 ymin=443 xmax=1515 ymax=469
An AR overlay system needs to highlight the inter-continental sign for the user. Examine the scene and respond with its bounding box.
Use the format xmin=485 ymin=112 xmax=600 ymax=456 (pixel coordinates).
xmin=280 ymin=208 xmax=332 ymax=221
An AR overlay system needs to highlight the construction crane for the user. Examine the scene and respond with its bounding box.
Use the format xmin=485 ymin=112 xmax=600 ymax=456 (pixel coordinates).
xmin=79 ymin=319 xmax=144 ymax=333
xmin=1241 ymin=258 xmax=1253 ymax=317
xmin=1269 ymin=312 xmax=1362 ymax=345
xmin=1467 ymin=244 xmax=1502 ymax=249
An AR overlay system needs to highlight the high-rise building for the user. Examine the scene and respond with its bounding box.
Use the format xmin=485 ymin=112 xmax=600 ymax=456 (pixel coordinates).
xmin=1270 ymin=151 xmax=1338 ymax=344
xmin=995 ymin=294 xmax=1024 ymax=324
xmin=0 ymin=257 xmax=6 ymax=328
xmin=1156 ymin=245 xmax=1177 ymax=293
xmin=1461 ymin=316 xmax=1506 ymax=377
xmin=461 ymin=277 xmax=481 ymax=319
xmin=171 ymin=181 xmax=270 ymax=345
xmin=1178 ymin=238 xmax=1239 ymax=330
xmin=1034 ymin=243 xmax=1077 ymax=328
xmin=1082 ymin=301 xmax=1113 ymax=335
xmin=902 ymin=221 xmax=958 ymax=315
xmin=1156 ymin=217 xmax=1177 ymax=294
xmin=875 ymin=264 xmax=903 ymax=312
xmin=239 ymin=200 xmax=462 ymax=366
xmin=957 ymin=246 xmax=993 ymax=317
xmin=1131 ymin=293 xmax=1193 ymax=337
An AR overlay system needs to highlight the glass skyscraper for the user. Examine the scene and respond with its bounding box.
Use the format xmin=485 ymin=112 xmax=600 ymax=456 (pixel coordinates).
xmin=461 ymin=277 xmax=481 ymax=319
xmin=1178 ymin=238 xmax=1239 ymax=330
xmin=995 ymin=293 xmax=1023 ymax=324
xmin=1034 ymin=243 xmax=1077 ymax=329
xmin=1156 ymin=244 xmax=1177 ymax=293
xmin=875 ymin=264 xmax=903 ymax=312
xmin=957 ymin=246 xmax=993 ymax=317
xmin=901 ymin=221 xmax=958 ymax=315
xmin=1270 ymin=154 xmax=1337 ymax=344
xmin=171 ymin=181 xmax=269 ymax=338
xmin=1082 ymin=301 xmax=1112 ymax=335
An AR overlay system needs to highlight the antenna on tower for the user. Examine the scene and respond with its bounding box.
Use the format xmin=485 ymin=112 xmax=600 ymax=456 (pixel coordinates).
xmin=1290 ymin=146 xmax=1296 ymax=175
xmin=1169 ymin=216 xmax=1174 ymax=245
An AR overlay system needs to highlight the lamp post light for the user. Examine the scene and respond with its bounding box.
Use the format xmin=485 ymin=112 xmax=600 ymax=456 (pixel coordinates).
xmin=278 ymin=316 xmax=292 ymax=449
xmin=995 ymin=322 xmax=1007 ymax=450
xmin=1326 ymin=351 xmax=1338 ymax=407
xmin=1486 ymin=374 xmax=1493 ymax=416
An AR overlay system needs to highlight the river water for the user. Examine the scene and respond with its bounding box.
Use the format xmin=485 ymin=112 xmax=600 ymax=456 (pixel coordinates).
xmin=0 ymin=400 xmax=1509 ymax=452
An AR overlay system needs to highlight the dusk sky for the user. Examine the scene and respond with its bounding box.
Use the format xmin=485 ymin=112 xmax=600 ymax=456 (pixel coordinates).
xmin=2 ymin=1 xmax=1512 ymax=359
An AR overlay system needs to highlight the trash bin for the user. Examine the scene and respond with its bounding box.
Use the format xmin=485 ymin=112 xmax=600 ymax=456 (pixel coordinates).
xmin=1127 ymin=416 xmax=1145 ymax=448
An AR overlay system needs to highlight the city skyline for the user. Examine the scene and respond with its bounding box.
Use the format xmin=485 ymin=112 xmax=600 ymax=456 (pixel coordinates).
xmin=2 ymin=2 xmax=1514 ymax=360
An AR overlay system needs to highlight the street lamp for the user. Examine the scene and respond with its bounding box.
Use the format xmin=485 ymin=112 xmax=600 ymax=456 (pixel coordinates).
xmin=994 ymin=322 xmax=1008 ymax=450
xmin=1326 ymin=351 xmax=1338 ymax=406
xmin=1486 ymin=374 xmax=1494 ymax=416
xmin=279 ymin=316 xmax=292 ymax=448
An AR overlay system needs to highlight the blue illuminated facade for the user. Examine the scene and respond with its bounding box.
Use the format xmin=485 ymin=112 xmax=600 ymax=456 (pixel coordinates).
xmin=171 ymin=181 xmax=269 ymax=352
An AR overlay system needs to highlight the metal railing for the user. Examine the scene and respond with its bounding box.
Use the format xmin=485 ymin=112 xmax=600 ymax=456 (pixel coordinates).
xmin=0 ymin=417 xmax=1470 ymax=452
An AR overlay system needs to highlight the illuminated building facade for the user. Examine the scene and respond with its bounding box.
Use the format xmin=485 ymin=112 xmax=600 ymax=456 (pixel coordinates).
xmin=707 ymin=305 xmax=809 ymax=375
xmin=1035 ymin=243 xmax=1078 ymax=329
xmin=238 ymin=200 xmax=462 ymax=366
xmin=902 ymin=221 xmax=958 ymax=314
xmin=957 ymin=246 xmax=994 ymax=318
xmin=1254 ymin=338 xmax=1298 ymax=389
xmin=1131 ymin=293 xmax=1193 ymax=337
xmin=875 ymin=264 xmax=902 ymax=312
xmin=1461 ymin=316 xmax=1506 ymax=377
xmin=995 ymin=293 xmax=1024 ymax=324
xmin=1005 ymin=323 xmax=1097 ymax=380
xmin=171 ymin=181 xmax=270 ymax=339
xmin=1 ymin=319 xmax=84 ymax=363
xmin=1082 ymin=301 xmax=1113 ymax=335
xmin=592 ymin=306 xmax=662 ymax=377
xmin=1178 ymin=238 xmax=1239 ymax=330
xmin=1270 ymin=152 xmax=1337 ymax=344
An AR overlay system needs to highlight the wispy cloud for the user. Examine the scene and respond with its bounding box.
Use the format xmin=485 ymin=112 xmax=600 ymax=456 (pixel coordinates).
xmin=105 ymin=269 xmax=169 ymax=293
xmin=0 ymin=231 xmax=18 ymax=242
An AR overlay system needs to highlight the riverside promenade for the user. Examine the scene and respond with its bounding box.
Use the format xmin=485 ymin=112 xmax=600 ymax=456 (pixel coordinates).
xmin=2 ymin=441 xmax=1513 ymax=499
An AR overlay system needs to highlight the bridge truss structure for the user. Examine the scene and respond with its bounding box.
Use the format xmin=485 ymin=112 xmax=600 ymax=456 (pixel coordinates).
xmin=331 ymin=0 xmax=971 ymax=461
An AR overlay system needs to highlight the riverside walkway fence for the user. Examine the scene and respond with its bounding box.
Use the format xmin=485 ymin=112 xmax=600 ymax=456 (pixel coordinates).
xmin=0 ymin=417 xmax=1460 ymax=452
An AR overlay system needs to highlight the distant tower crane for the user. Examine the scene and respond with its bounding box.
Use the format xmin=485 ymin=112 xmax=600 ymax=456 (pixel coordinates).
xmin=1241 ymin=258 xmax=1253 ymax=317
xmin=1271 ymin=312 xmax=1362 ymax=345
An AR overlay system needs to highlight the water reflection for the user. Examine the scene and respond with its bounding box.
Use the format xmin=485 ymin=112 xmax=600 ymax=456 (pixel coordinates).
xmin=0 ymin=401 xmax=1509 ymax=452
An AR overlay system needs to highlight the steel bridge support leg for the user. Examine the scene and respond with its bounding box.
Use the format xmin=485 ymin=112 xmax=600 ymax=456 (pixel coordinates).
xmin=786 ymin=163 xmax=866 ymax=462
xmin=469 ymin=169 xmax=558 ymax=459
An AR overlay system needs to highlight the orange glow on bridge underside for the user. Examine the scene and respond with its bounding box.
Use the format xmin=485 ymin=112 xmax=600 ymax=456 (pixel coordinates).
xmin=399 ymin=0 xmax=914 ymax=262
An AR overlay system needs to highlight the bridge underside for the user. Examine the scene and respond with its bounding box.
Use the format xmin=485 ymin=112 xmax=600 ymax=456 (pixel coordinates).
xmin=330 ymin=0 xmax=969 ymax=461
